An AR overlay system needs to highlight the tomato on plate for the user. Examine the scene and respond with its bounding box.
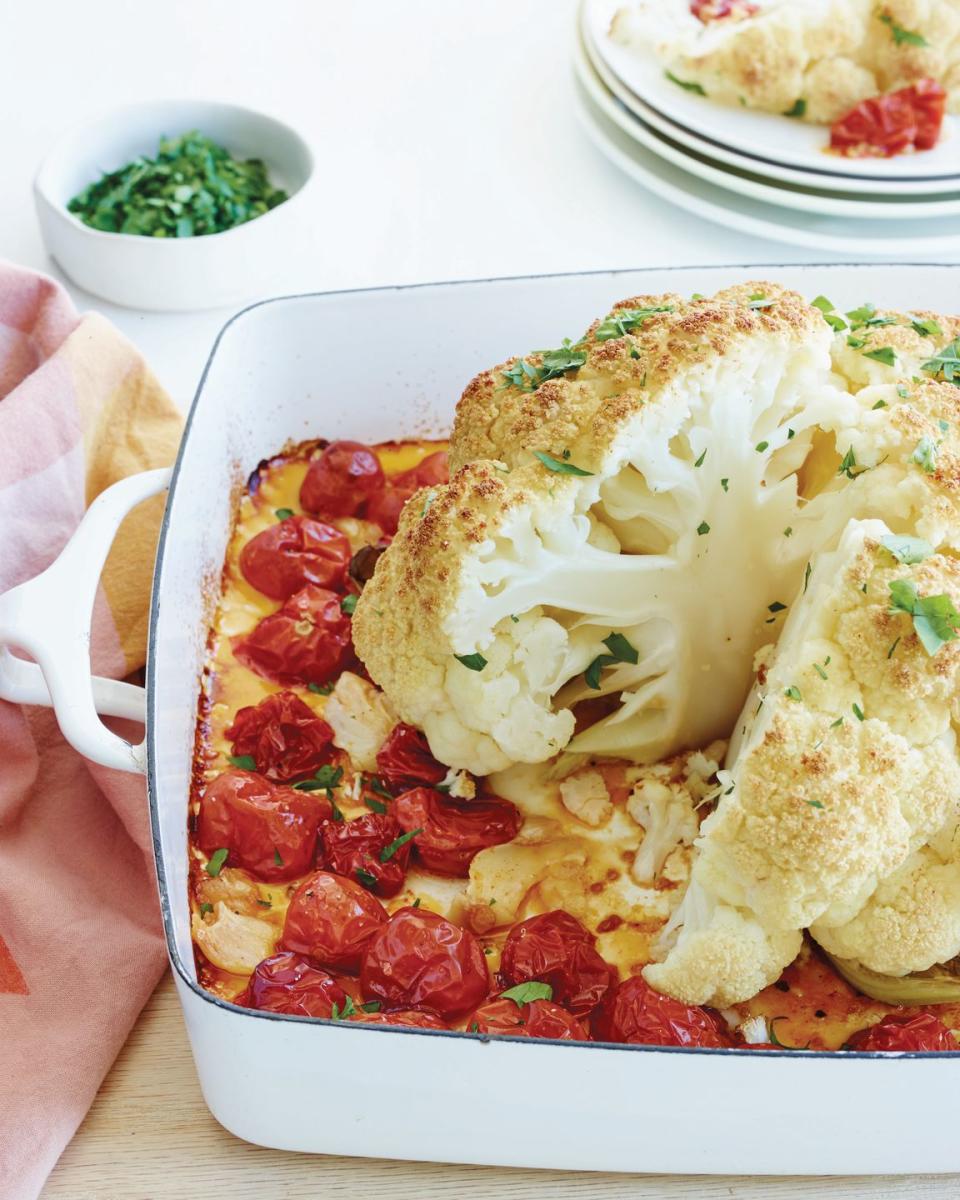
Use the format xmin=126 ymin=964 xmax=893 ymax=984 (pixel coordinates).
xmin=845 ymin=1011 xmax=957 ymax=1052
xmin=361 ymin=906 xmax=489 ymax=1018
xmin=239 ymin=951 xmax=349 ymax=1018
xmin=690 ymin=0 xmax=758 ymax=20
xmin=365 ymin=451 xmax=449 ymax=535
xmin=468 ymin=995 xmax=588 ymax=1040
xmin=393 ymin=787 xmax=521 ymax=876
xmin=499 ymin=910 xmax=613 ymax=1016
xmin=225 ymin=690 xmax=334 ymax=782
xmin=376 ymin=724 xmax=448 ymax=793
xmin=351 ymin=1008 xmax=449 ymax=1030
xmin=830 ymin=80 xmax=946 ymax=158
xmin=197 ymin=768 xmax=330 ymax=882
xmin=240 ymin=515 xmax=351 ymax=600
xmin=319 ymin=811 xmax=412 ymax=898
xmin=232 ymin=584 xmax=354 ymax=686
xmin=591 ymin=975 xmax=733 ymax=1048
xmin=300 ymin=441 xmax=385 ymax=518
xmin=283 ymin=870 xmax=388 ymax=971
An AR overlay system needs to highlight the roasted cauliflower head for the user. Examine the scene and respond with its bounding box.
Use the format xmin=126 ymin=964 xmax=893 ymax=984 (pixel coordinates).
xmin=354 ymin=283 xmax=960 ymax=777
xmin=645 ymin=519 xmax=960 ymax=1006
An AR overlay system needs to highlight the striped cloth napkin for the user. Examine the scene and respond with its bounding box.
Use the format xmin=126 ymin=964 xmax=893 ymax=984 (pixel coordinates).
xmin=0 ymin=262 xmax=182 ymax=1199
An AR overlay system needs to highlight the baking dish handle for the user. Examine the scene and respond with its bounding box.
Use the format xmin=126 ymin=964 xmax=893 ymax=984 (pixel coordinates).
xmin=0 ymin=467 xmax=172 ymax=774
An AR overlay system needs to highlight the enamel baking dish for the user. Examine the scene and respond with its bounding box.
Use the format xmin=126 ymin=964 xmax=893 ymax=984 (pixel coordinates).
xmin=2 ymin=265 xmax=960 ymax=1175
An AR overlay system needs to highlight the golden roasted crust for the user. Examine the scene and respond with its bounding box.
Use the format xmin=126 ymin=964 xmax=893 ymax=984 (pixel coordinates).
xmin=450 ymin=283 xmax=821 ymax=472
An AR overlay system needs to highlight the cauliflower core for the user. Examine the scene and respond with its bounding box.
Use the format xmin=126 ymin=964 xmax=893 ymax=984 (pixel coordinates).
xmin=646 ymin=519 xmax=960 ymax=1005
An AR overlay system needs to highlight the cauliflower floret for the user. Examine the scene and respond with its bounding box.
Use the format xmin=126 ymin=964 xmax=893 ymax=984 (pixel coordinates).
xmin=192 ymin=901 xmax=278 ymax=975
xmin=627 ymin=776 xmax=698 ymax=884
xmin=648 ymin=519 xmax=960 ymax=1005
xmin=324 ymin=670 xmax=397 ymax=771
xmin=356 ymin=284 xmax=869 ymax=774
xmin=560 ymin=769 xmax=613 ymax=827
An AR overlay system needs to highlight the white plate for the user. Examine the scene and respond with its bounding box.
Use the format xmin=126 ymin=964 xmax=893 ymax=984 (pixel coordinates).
xmin=584 ymin=0 xmax=960 ymax=181
xmin=580 ymin=6 xmax=960 ymax=200
xmin=575 ymin=29 xmax=960 ymax=221
xmin=574 ymin=73 xmax=960 ymax=256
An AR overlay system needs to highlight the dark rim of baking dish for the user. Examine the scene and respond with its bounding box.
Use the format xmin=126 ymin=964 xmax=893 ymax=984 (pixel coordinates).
xmin=147 ymin=262 xmax=960 ymax=1057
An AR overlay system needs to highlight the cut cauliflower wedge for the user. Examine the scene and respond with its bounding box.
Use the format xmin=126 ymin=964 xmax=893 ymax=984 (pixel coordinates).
xmin=355 ymin=284 xmax=867 ymax=775
xmin=645 ymin=518 xmax=960 ymax=1006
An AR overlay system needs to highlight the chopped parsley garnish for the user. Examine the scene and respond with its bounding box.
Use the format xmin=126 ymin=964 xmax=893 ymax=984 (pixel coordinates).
xmin=356 ymin=868 xmax=378 ymax=888
xmin=199 ymin=902 xmax=213 ymax=916
xmin=852 ymin=702 xmax=865 ymax=722
xmin=455 ymin=652 xmax=488 ymax=672
xmin=881 ymin=534 xmax=933 ymax=565
xmin=783 ymin=99 xmax=806 ymax=118
xmin=697 ymin=520 xmax=711 ymax=536
xmin=838 ymin=447 xmax=861 ymax=479
xmin=878 ymin=13 xmax=929 ymax=45
xmin=768 ymin=601 xmax=787 ymax=613
xmin=257 ymin=899 xmax=272 ymax=909
xmin=912 ymin=318 xmax=942 ymax=338
xmin=364 ymin=795 xmax=389 ymax=815
xmin=380 ymin=828 xmax=421 ymax=862
xmin=804 ymin=562 xmax=812 ymax=592
xmin=755 ymin=440 xmax=769 ymax=453
xmin=273 ymin=847 xmax=284 ymax=866
xmin=532 ymin=450 xmax=594 ymax=476
xmin=205 ymin=848 xmax=228 ymax=877
xmin=694 ymin=449 xmax=707 ymax=467
xmin=812 ymin=295 xmax=847 ymax=332
xmin=887 ymin=636 xmax=901 ymax=659
xmin=294 ymin=764 xmax=344 ymax=796
xmin=912 ymin=436 xmax=938 ymax=474
xmin=308 ymin=682 xmax=334 ymax=695
xmin=665 ymin=71 xmax=706 ymax=94
xmin=747 ymin=294 xmax=775 ymax=310
xmin=502 ymin=340 xmax=586 ymax=392
xmin=594 ymin=305 xmax=673 ymax=341
xmin=847 ymin=336 xmax=865 ymax=349
xmin=501 ymin=981 xmax=553 ymax=1006
xmin=784 ymin=527 xmax=793 ymax=537
xmin=721 ymin=478 xmax=729 ymax=492
xmin=805 ymin=799 xmax=825 ymax=809
xmin=275 ymin=507 xmax=294 ymax=520
xmin=330 ymin=997 xmax=357 ymax=1022
xmin=922 ymin=338 xmax=960 ymax=385
xmin=846 ymin=303 xmax=877 ymax=329
xmin=227 ymin=754 xmax=256 ymax=771
xmin=889 ymin=579 xmax=960 ymax=656
xmin=784 ymin=685 xmax=802 ymax=701
xmin=469 ymin=1021 xmax=480 ymax=1033
xmin=361 ymin=1001 xmax=381 ymax=1014
xmin=585 ymin=631 xmax=640 ymax=690
xmin=341 ymin=594 xmax=358 ymax=616
xmin=873 ymin=398 xmax=888 ymax=409
xmin=830 ymin=716 xmax=844 ymax=728
xmin=863 ymin=346 xmax=896 ymax=367
xmin=813 ymin=662 xmax=828 ymax=680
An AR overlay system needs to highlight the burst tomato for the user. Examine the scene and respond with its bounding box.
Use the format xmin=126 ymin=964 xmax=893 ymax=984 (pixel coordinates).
xmin=690 ymin=0 xmax=758 ymax=19
xmin=318 ymin=811 xmax=412 ymax=898
xmin=393 ymin=787 xmax=522 ymax=876
xmin=351 ymin=1008 xmax=449 ymax=1030
xmin=197 ymin=768 xmax=330 ymax=882
xmin=232 ymin=584 xmax=354 ymax=686
xmin=499 ymin=910 xmax=613 ymax=1016
xmin=239 ymin=951 xmax=348 ymax=1018
xmin=239 ymin=515 xmax=351 ymax=600
xmin=592 ymin=975 xmax=733 ymax=1048
xmin=360 ymin=907 xmax=489 ymax=1018
xmin=365 ymin=451 xmax=449 ymax=535
xmin=225 ymin=691 xmax=334 ymax=782
xmin=283 ymin=870 xmax=388 ymax=971
xmin=468 ymin=995 xmax=588 ymax=1040
xmin=846 ymin=1011 xmax=957 ymax=1052
xmin=300 ymin=441 xmax=385 ymax=518
xmin=376 ymin=724 xmax=447 ymax=793
xmin=830 ymin=80 xmax=946 ymax=158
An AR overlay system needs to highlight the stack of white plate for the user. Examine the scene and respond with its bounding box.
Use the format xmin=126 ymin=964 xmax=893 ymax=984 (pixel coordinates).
xmin=577 ymin=0 xmax=960 ymax=255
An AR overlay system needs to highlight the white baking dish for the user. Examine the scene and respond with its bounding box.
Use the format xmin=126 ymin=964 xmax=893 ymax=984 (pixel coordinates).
xmin=2 ymin=265 xmax=960 ymax=1175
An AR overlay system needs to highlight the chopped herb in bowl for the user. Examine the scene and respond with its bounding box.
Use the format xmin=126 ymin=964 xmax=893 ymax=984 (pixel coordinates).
xmin=67 ymin=131 xmax=288 ymax=237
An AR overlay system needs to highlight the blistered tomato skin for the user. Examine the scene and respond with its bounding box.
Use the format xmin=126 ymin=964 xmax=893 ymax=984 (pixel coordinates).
xmin=830 ymin=79 xmax=946 ymax=158
xmin=592 ymin=975 xmax=733 ymax=1048
xmin=468 ymin=996 xmax=588 ymax=1040
xmin=499 ymin=910 xmax=613 ymax=1016
xmin=376 ymin=724 xmax=448 ymax=793
xmin=845 ymin=1011 xmax=957 ymax=1052
xmin=239 ymin=516 xmax=351 ymax=600
xmin=319 ymin=811 xmax=412 ymax=898
xmin=225 ymin=691 xmax=334 ymax=782
xmin=283 ymin=870 xmax=388 ymax=971
xmin=361 ymin=907 xmax=490 ymax=1018
xmin=197 ymin=769 xmax=330 ymax=881
xmin=394 ymin=787 xmax=522 ymax=877
xmin=239 ymin=952 xmax=349 ymax=1018
xmin=300 ymin=441 xmax=385 ymax=518
xmin=351 ymin=1008 xmax=449 ymax=1030
xmin=233 ymin=584 xmax=354 ymax=686
xmin=365 ymin=451 xmax=450 ymax=535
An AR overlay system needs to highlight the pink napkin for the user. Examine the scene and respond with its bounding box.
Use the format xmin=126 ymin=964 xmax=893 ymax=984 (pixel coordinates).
xmin=0 ymin=263 xmax=183 ymax=1199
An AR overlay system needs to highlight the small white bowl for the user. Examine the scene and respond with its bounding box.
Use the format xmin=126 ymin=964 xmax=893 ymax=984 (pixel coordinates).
xmin=34 ymin=100 xmax=314 ymax=312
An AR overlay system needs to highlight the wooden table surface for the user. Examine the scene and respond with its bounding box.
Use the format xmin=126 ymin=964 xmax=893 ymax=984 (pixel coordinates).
xmin=40 ymin=973 xmax=959 ymax=1200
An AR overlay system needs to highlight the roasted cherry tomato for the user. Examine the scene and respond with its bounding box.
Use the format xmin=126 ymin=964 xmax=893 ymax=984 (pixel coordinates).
xmin=318 ymin=811 xmax=412 ymax=898
xmin=499 ymin=910 xmax=613 ymax=1016
xmin=393 ymin=787 xmax=522 ymax=877
xmin=197 ymin=768 xmax=330 ymax=882
xmin=591 ymin=975 xmax=733 ymax=1048
xmin=225 ymin=691 xmax=334 ymax=782
xmin=830 ymin=80 xmax=946 ymax=158
xmin=846 ymin=1011 xmax=957 ymax=1053
xmin=239 ymin=951 xmax=349 ymax=1018
xmin=300 ymin=441 xmax=385 ymax=518
xmin=365 ymin=451 xmax=450 ymax=535
xmin=233 ymin=584 xmax=354 ymax=686
xmin=283 ymin=870 xmax=388 ymax=971
xmin=376 ymin=724 xmax=447 ymax=793
xmin=351 ymin=1008 xmax=449 ymax=1030
xmin=690 ymin=0 xmax=758 ymax=20
xmin=360 ymin=906 xmax=489 ymax=1018
xmin=468 ymin=995 xmax=588 ymax=1040
xmin=239 ymin=515 xmax=351 ymax=600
